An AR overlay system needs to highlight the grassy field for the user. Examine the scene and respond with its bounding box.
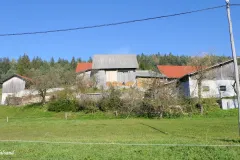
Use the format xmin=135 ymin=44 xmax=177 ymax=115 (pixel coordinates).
xmin=0 ymin=106 xmax=240 ymax=159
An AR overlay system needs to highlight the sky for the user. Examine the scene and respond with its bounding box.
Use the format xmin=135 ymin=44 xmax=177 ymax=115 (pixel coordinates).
xmin=0 ymin=0 xmax=239 ymax=61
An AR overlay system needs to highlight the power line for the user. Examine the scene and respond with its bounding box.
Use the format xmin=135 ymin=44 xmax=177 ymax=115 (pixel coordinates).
xmin=0 ymin=4 xmax=237 ymax=37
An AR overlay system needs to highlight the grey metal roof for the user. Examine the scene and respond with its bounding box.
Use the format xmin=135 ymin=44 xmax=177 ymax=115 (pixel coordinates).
xmin=92 ymin=54 xmax=139 ymax=69
xmin=136 ymin=70 xmax=165 ymax=78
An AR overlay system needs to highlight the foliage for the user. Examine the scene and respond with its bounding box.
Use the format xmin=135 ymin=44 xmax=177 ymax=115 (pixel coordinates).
xmin=29 ymin=65 xmax=75 ymax=103
xmin=137 ymin=53 xmax=230 ymax=70
xmin=78 ymin=99 xmax=99 ymax=113
xmin=48 ymin=98 xmax=78 ymax=112
xmin=98 ymin=86 xmax=123 ymax=112
xmin=120 ymin=87 xmax=143 ymax=117
xmin=17 ymin=53 xmax=31 ymax=76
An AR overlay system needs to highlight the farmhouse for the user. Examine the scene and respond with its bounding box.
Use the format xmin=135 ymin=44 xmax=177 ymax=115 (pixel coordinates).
xmin=177 ymin=59 xmax=237 ymax=98
xmin=76 ymin=54 xmax=165 ymax=88
xmin=1 ymin=74 xmax=32 ymax=105
xmin=157 ymin=65 xmax=197 ymax=80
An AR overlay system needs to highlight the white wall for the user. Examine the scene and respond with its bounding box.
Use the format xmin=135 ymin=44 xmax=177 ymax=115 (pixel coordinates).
xmin=77 ymin=71 xmax=91 ymax=79
xmin=1 ymin=93 xmax=13 ymax=105
xmin=2 ymin=77 xmax=26 ymax=93
xmin=221 ymin=98 xmax=238 ymax=110
xmin=189 ymin=77 xmax=236 ymax=98
xmin=1 ymin=88 xmax=64 ymax=105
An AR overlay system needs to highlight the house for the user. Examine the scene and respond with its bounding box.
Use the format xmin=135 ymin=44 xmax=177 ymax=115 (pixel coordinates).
xmin=177 ymin=59 xmax=237 ymax=98
xmin=157 ymin=65 xmax=197 ymax=80
xmin=1 ymin=74 xmax=32 ymax=105
xmin=76 ymin=54 xmax=165 ymax=88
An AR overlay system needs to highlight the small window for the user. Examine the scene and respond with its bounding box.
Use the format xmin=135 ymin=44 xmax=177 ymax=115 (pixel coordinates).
xmin=202 ymin=86 xmax=210 ymax=92
xmin=219 ymin=86 xmax=226 ymax=91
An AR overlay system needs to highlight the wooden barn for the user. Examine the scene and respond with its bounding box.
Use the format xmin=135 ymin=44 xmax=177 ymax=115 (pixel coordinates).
xmin=1 ymin=74 xmax=32 ymax=105
xmin=177 ymin=59 xmax=238 ymax=98
xmin=75 ymin=54 xmax=166 ymax=88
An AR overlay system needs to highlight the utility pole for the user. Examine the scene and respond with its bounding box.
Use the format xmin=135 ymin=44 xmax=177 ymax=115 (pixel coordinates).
xmin=225 ymin=0 xmax=240 ymax=136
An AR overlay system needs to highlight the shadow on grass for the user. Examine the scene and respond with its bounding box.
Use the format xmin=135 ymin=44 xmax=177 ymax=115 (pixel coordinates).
xmin=217 ymin=139 xmax=240 ymax=144
xmin=139 ymin=123 xmax=168 ymax=135
xmin=23 ymin=103 xmax=43 ymax=109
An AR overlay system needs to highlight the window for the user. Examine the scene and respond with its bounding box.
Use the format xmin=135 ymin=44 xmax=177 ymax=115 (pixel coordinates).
xmin=202 ymin=86 xmax=210 ymax=92
xmin=219 ymin=86 xmax=226 ymax=91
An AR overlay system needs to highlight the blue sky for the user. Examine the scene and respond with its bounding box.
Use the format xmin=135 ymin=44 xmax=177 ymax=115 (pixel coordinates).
xmin=0 ymin=0 xmax=239 ymax=61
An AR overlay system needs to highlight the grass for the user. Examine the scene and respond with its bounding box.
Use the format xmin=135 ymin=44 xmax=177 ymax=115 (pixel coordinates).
xmin=0 ymin=106 xmax=240 ymax=159
xmin=0 ymin=88 xmax=2 ymax=102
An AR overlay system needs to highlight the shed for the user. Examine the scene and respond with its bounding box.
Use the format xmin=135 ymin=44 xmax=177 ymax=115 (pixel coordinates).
xmin=135 ymin=70 xmax=166 ymax=87
xmin=1 ymin=74 xmax=32 ymax=105
xmin=91 ymin=54 xmax=139 ymax=87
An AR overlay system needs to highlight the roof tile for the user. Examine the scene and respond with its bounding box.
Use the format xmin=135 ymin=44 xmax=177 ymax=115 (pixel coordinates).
xmin=76 ymin=63 xmax=92 ymax=73
xmin=157 ymin=65 xmax=198 ymax=78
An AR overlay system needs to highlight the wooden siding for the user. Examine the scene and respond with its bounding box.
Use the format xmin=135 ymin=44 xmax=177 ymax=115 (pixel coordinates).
xmin=106 ymin=71 xmax=117 ymax=82
xmin=117 ymin=70 xmax=136 ymax=83
xmin=191 ymin=62 xmax=235 ymax=80
xmin=2 ymin=77 xmax=26 ymax=93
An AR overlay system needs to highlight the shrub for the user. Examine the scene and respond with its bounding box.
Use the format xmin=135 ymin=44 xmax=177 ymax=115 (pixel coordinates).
xmin=5 ymin=96 xmax=22 ymax=105
xmin=98 ymin=87 xmax=123 ymax=112
xmin=48 ymin=99 xmax=78 ymax=112
xmin=78 ymin=99 xmax=98 ymax=113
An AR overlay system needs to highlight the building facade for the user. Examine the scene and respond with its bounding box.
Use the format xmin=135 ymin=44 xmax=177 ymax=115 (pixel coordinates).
xmin=178 ymin=60 xmax=237 ymax=98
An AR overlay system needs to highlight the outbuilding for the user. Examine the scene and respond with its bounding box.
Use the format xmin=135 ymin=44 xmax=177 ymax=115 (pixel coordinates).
xmin=1 ymin=74 xmax=32 ymax=105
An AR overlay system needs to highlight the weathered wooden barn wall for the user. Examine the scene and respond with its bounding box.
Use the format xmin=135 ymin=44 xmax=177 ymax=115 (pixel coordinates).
xmin=94 ymin=69 xmax=137 ymax=87
xmin=117 ymin=70 xmax=136 ymax=83
xmin=2 ymin=77 xmax=26 ymax=93
xmin=179 ymin=61 xmax=238 ymax=98
xmin=191 ymin=62 xmax=235 ymax=80
xmin=1 ymin=77 xmax=26 ymax=104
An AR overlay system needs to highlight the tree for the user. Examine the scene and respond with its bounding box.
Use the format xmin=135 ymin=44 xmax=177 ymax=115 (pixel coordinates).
xmin=76 ymin=58 xmax=82 ymax=63
xmin=87 ymin=57 xmax=92 ymax=63
xmin=17 ymin=53 xmax=31 ymax=76
xmin=188 ymin=54 xmax=215 ymax=114
xmin=30 ymin=65 xmax=75 ymax=104
xmin=143 ymin=78 xmax=181 ymax=118
xmin=31 ymin=56 xmax=43 ymax=69
xmin=70 ymin=57 xmax=77 ymax=69
xmin=50 ymin=57 xmax=55 ymax=67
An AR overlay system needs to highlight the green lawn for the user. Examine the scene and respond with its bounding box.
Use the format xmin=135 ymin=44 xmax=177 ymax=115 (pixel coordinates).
xmin=0 ymin=106 xmax=240 ymax=159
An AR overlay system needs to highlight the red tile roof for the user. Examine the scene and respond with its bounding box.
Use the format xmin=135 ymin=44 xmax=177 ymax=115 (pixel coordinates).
xmin=2 ymin=74 xmax=33 ymax=83
xmin=76 ymin=63 xmax=92 ymax=73
xmin=157 ymin=65 xmax=198 ymax=79
xmin=16 ymin=74 xmax=33 ymax=82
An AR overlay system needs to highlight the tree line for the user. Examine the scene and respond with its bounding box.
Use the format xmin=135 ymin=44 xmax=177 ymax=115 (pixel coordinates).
xmin=0 ymin=54 xmax=93 ymax=83
xmin=0 ymin=53 xmax=231 ymax=83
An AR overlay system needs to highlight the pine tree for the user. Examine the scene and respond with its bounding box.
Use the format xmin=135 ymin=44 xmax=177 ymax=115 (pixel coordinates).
xmin=76 ymin=58 xmax=82 ymax=63
xmin=50 ymin=57 xmax=55 ymax=67
xmin=17 ymin=53 xmax=31 ymax=76
xmin=87 ymin=57 xmax=92 ymax=63
xmin=70 ymin=57 xmax=77 ymax=69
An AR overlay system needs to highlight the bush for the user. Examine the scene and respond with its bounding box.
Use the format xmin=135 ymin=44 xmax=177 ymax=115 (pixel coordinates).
xmin=78 ymin=99 xmax=98 ymax=113
xmin=98 ymin=87 xmax=123 ymax=111
xmin=6 ymin=96 xmax=22 ymax=105
xmin=48 ymin=99 xmax=78 ymax=112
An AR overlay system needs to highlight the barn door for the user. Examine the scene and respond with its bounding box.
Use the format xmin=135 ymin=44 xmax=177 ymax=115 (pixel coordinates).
xmin=106 ymin=71 xmax=117 ymax=82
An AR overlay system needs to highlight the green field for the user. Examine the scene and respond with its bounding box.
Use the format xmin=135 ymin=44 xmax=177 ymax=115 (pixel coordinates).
xmin=0 ymin=106 xmax=240 ymax=159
